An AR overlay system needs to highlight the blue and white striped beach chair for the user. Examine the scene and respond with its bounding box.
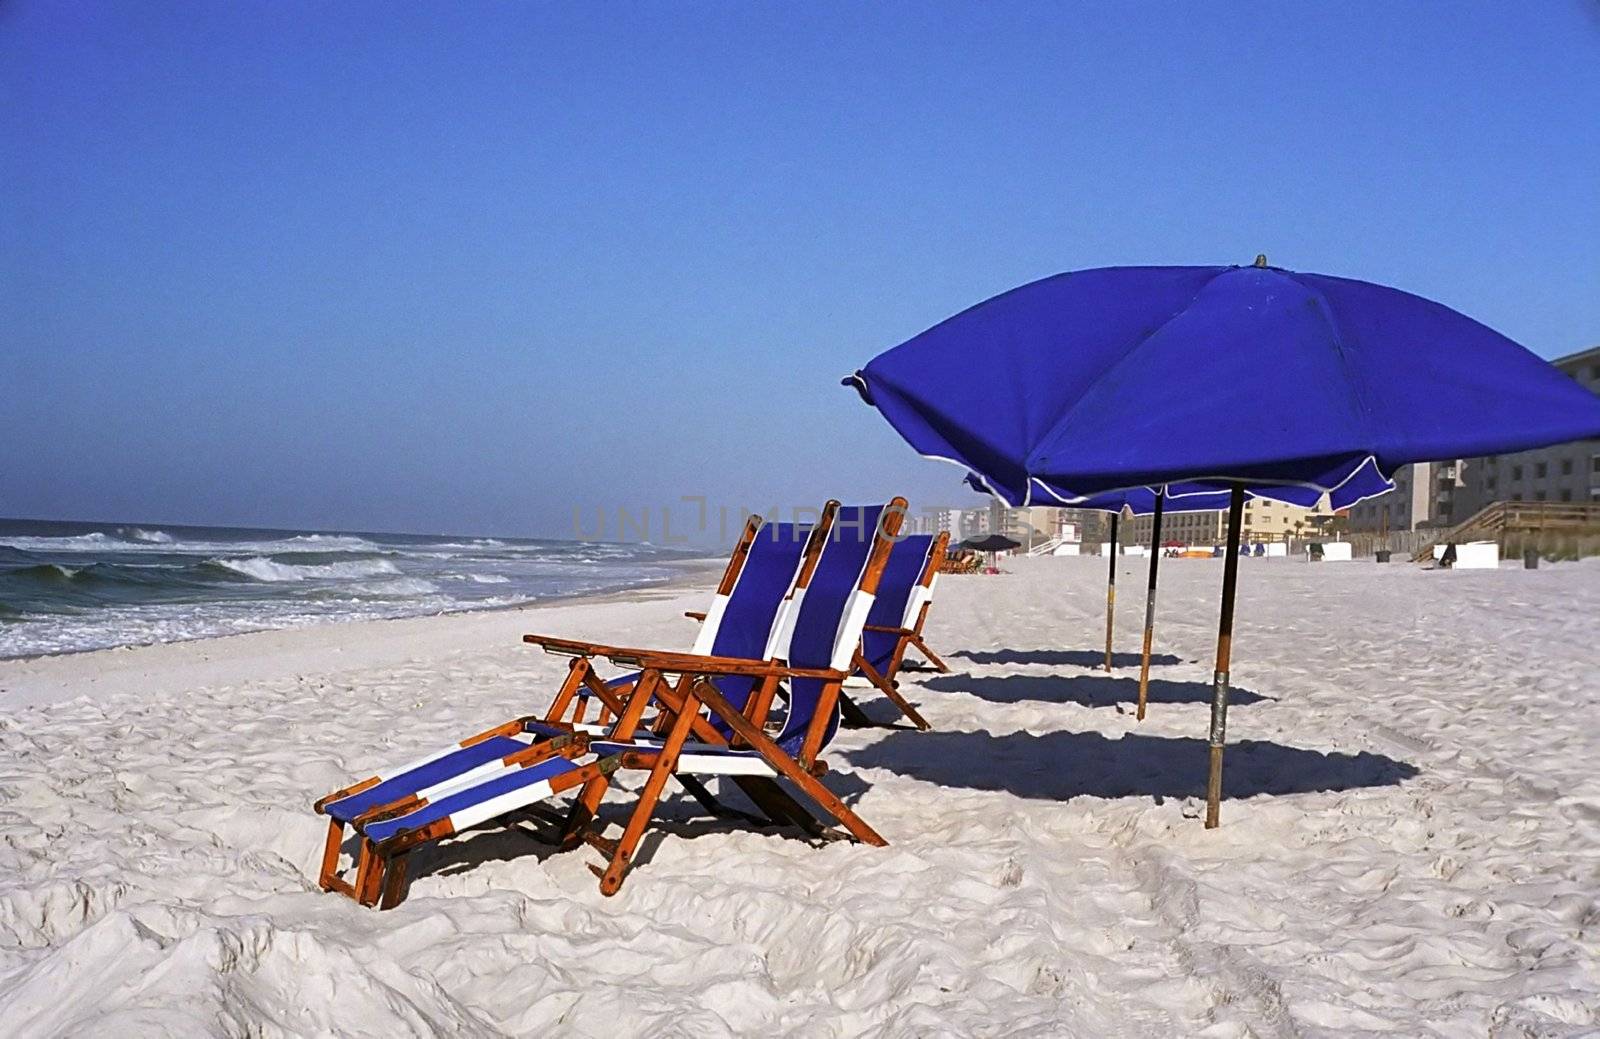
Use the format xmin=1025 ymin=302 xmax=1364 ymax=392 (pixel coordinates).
xmin=840 ymin=530 xmax=949 ymax=730
xmin=313 ymin=507 xmax=827 ymax=907
xmin=331 ymin=498 xmax=906 ymax=906
xmin=530 ymin=498 xmax=907 ymax=895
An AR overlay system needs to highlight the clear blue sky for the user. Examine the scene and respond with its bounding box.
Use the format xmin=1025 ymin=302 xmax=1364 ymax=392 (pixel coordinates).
xmin=4 ymin=2 xmax=1597 ymax=539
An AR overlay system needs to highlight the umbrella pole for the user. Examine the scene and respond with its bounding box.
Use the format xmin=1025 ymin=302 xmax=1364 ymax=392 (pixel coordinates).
xmin=1103 ymin=513 xmax=1119 ymax=671
xmin=1204 ymin=485 xmax=1247 ymax=828
xmin=1136 ymin=491 xmax=1165 ymax=720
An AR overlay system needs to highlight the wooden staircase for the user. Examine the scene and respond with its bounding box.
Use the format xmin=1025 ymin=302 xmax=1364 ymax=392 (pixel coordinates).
xmin=1410 ymin=500 xmax=1600 ymax=561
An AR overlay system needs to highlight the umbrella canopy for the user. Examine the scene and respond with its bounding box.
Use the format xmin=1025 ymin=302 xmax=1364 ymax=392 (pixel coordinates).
xmin=966 ymin=469 xmax=1375 ymax=516
xmin=965 ymin=471 xmax=1227 ymax=514
xmin=959 ymin=533 xmax=1021 ymax=553
xmin=850 ymin=263 xmax=1600 ymax=506
xmin=1066 ymin=462 xmax=1393 ymax=513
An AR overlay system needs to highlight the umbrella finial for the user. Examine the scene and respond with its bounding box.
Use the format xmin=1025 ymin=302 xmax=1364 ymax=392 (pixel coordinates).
xmin=1254 ymin=254 xmax=1268 ymax=268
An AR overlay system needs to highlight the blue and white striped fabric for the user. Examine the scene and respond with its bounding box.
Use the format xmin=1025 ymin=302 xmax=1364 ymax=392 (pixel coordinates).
xmin=323 ymin=734 xmax=538 ymax=824
xmin=587 ymin=504 xmax=887 ymax=770
xmin=361 ymin=756 xmax=582 ymax=844
xmin=772 ymin=504 xmax=883 ymax=756
xmin=579 ymin=519 xmax=812 ymax=703
xmin=857 ymin=533 xmax=932 ymax=679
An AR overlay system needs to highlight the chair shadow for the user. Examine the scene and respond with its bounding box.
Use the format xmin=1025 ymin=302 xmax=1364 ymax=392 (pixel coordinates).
xmin=840 ymin=692 xmax=929 ymax=729
xmin=955 ymin=649 xmax=1187 ymax=668
xmin=422 ymin=818 xmax=572 ymax=878
xmin=395 ymin=769 xmax=877 ymax=882
xmin=917 ymin=673 xmax=1271 ymax=708
xmin=844 ymin=729 xmax=1417 ymax=803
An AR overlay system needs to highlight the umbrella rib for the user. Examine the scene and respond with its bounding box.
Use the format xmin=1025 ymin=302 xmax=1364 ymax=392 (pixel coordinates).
xmin=1024 ymin=268 xmax=1232 ymax=486
xmin=1294 ymin=274 xmax=1380 ymax=455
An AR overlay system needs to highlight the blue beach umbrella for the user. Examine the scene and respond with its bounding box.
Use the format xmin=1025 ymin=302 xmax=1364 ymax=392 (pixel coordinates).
xmin=852 ymin=258 xmax=1600 ymax=827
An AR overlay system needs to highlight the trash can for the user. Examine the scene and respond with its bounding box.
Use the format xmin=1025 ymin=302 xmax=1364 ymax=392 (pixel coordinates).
xmin=1375 ymin=550 xmax=1391 ymax=563
xmin=1523 ymin=549 xmax=1539 ymax=570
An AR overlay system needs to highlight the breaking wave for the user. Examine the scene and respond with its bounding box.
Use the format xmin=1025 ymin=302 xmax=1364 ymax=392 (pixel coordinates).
xmin=117 ymin=527 xmax=174 ymax=544
xmin=0 ymin=518 xmax=707 ymax=657
xmin=206 ymin=557 xmax=402 ymax=583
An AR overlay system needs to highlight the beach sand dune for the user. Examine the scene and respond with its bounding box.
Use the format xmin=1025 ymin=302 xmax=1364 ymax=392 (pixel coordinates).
xmin=2 ymin=556 xmax=1597 ymax=1036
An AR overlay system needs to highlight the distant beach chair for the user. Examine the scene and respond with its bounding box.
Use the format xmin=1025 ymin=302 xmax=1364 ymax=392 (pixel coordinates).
xmin=838 ymin=531 xmax=949 ymax=731
xmin=941 ymin=549 xmax=979 ymax=574
xmin=315 ymin=500 xmax=904 ymax=907
xmin=312 ymin=506 xmax=828 ymax=907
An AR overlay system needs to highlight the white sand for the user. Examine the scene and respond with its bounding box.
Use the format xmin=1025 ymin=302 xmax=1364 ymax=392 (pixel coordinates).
xmin=2 ymin=555 xmax=1598 ymax=1036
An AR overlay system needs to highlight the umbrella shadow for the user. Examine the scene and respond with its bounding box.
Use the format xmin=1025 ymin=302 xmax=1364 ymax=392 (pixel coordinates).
xmin=845 ymin=729 xmax=1418 ymax=802
xmin=918 ymin=672 xmax=1271 ymax=708
xmin=955 ymin=649 xmax=1186 ymax=668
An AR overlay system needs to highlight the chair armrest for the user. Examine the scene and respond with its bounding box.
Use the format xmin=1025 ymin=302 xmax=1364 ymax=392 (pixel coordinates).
xmin=684 ymin=610 xmax=707 ymax=621
xmin=523 ymin=634 xmax=658 ymax=659
xmin=862 ymin=623 xmax=915 ymax=636
xmin=605 ymin=648 xmax=842 ymax=681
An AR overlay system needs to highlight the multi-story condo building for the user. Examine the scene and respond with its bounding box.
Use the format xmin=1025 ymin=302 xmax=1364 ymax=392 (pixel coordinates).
xmin=1346 ymin=459 xmax=1465 ymax=532
xmin=988 ymin=503 xmax=1082 ymax=548
xmin=928 ymin=503 xmax=1091 ymax=549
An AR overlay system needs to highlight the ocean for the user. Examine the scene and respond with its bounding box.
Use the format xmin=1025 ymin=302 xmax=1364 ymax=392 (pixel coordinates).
xmin=0 ymin=518 xmax=708 ymax=659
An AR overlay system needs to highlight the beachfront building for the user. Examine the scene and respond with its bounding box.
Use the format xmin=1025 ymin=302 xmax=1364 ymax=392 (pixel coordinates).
xmin=990 ymin=503 xmax=1078 ymax=549
xmin=923 ymin=503 xmax=1088 ymax=549
xmin=1346 ymin=460 xmax=1465 ymax=532
xmin=920 ymin=505 xmax=992 ymax=541
xmin=1241 ymin=495 xmax=1338 ymax=542
xmin=1347 ymin=345 xmax=1600 ymax=531
xmin=1122 ymin=496 xmax=1336 ymax=547
xmin=1123 ymin=508 xmax=1225 ymax=546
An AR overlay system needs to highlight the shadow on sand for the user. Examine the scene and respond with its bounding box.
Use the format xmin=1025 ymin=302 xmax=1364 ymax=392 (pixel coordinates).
xmin=955 ymin=648 xmax=1187 ymax=668
xmin=844 ymin=729 xmax=1417 ymax=803
xmin=393 ymin=769 xmax=876 ymax=883
xmin=918 ymin=672 xmax=1271 ymax=709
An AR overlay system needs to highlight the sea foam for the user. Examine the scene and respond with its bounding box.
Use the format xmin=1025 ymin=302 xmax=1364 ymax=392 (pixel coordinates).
xmin=210 ymin=557 xmax=402 ymax=583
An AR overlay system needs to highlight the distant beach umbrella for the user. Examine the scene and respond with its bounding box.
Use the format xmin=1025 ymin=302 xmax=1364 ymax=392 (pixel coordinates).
xmin=850 ymin=258 xmax=1600 ymax=828
xmin=959 ymin=533 xmax=1021 ymax=553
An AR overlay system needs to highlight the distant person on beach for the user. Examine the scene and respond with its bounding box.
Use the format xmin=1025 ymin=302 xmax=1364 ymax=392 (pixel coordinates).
xmin=1439 ymin=542 xmax=1458 ymax=569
